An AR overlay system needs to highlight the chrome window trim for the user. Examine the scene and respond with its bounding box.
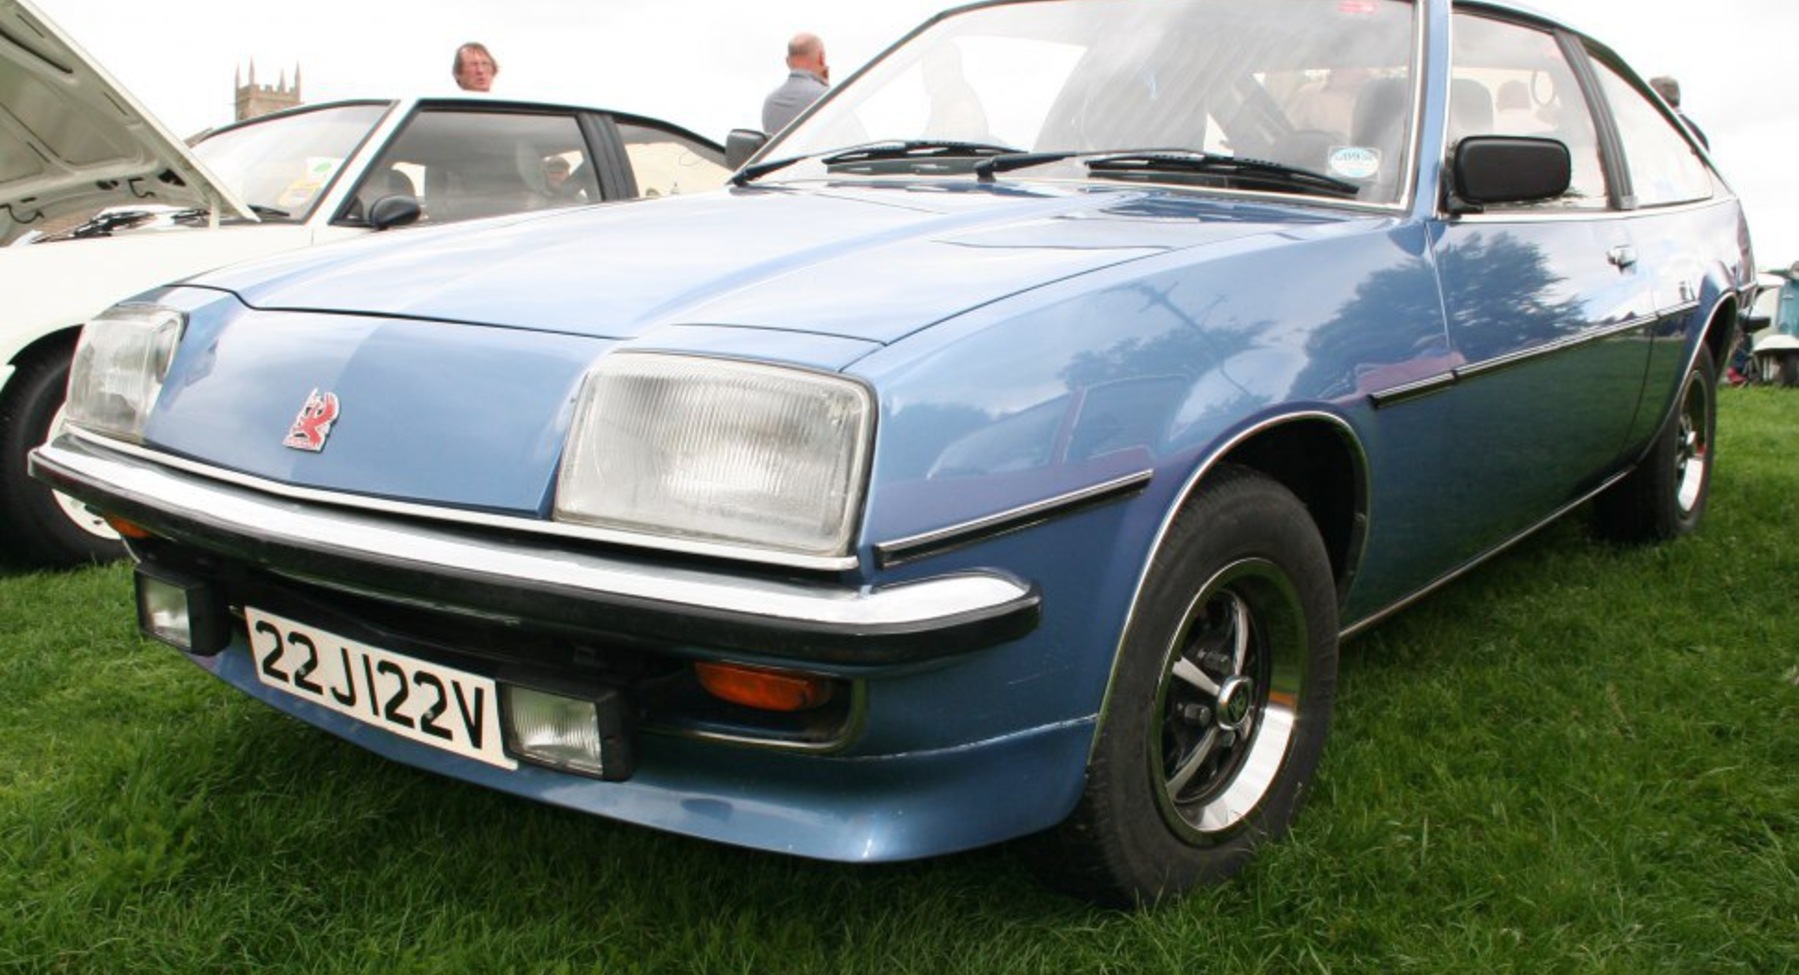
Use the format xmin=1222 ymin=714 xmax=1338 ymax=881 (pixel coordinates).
xmin=1444 ymin=193 xmax=1727 ymax=225
xmin=64 ymin=428 xmax=860 ymax=572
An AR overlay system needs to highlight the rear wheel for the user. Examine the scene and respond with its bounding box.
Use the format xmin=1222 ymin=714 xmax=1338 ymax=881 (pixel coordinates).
xmin=1779 ymin=351 xmax=1799 ymax=389
xmin=1031 ymin=466 xmax=1338 ymax=906
xmin=1594 ymin=345 xmax=1715 ymax=544
xmin=0 ymin=346 xmax=124 ymax=567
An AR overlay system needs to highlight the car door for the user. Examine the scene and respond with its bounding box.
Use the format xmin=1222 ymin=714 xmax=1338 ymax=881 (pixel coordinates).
xmin=1579 ymin=51 xmax=1732 ymax=448
xmin=344 ymin=104 xmax=605 ymax=225
xmin=1426 ymin=10 xmax=1656 ymax=560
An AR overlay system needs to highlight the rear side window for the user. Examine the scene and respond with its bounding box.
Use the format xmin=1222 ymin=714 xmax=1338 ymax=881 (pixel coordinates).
xmin=1588 ymin=58 xmax=1712 ymax=207
xmin=614 ymin=121 xmax=729 ymax=199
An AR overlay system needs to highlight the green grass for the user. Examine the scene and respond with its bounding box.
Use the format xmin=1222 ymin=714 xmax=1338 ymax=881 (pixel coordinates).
xmin=1 ymin=389 xmax=1794 ymax=975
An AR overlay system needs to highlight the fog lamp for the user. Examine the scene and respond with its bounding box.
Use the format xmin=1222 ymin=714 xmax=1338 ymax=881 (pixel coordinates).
xmin=694 ymin=661 xmax=836 ymax=712
xmin=502 ymin=685 xmax=632 ymax=781
xmin=133 ymin=564 xmax=227 ymax=655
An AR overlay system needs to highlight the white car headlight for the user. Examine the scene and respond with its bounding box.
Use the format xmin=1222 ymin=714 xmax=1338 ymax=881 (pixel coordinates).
xmin=555 ymin=354 xmax=875 ymax=558
xmin=64 ymin=305 xmax=186 ymax=443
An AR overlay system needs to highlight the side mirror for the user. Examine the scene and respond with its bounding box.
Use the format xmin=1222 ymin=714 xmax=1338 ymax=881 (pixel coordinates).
xmin=368 ymin=195 xmax=423 ymax=231
xmin=1450 ymin=136 xmax=1571 ymax=210
xmin=725 ymin=128 xmax=770 ymax=170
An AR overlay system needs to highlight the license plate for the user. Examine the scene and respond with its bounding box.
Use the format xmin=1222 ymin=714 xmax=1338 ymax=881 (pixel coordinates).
xmin=243 ymin=607 xmax=517 ymax=770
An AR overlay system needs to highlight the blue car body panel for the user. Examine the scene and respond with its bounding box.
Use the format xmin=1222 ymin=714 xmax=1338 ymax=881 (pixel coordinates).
xmin=193 ymin=185 xmax=1196 ymax=342
xmin=32 ymin=0 xmax=1755 ymax=865
xmin=154 ymin=190 xmax=1414 ymax=522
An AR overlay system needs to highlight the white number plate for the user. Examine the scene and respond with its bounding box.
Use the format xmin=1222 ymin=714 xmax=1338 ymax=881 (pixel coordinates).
xmin=243 ymin=607 xmax=517 ymax=770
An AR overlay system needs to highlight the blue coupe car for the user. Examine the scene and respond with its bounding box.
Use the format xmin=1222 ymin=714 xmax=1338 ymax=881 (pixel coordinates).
xmin=32 ymin=0 xmax=1752 ymax=905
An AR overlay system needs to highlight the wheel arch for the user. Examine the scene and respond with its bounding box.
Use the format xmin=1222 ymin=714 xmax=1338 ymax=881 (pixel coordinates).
xmin=1088 ymin=411 xmax=1366 ymax=751
xmin=1214 ymin=415 xmax=1368 ymax=608
xmin=1054 ymin=414 xmax=1354 ymax=898
xmin=2 ymin=325 xmax=82 ymax=395
xmin=1701 ymin=291 xmax=1739 ymax=379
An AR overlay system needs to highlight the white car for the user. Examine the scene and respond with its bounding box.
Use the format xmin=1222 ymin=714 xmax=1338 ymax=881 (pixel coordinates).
xmin=1744 ymin=269 xmax=1799 ymax=386
xmin=1 ymin=0 xmax=727 ymax=565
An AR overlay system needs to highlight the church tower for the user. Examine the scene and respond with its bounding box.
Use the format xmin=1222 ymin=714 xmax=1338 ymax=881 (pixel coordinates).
xmin=234 ymin=61 xmax=302 ymax=121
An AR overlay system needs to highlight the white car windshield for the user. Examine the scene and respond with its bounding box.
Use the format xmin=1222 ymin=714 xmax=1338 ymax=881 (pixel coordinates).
xmin=768 ymin=0 xmax=1418 ymax=205
xmin=191 ymin=103 xmax=390 ymax=219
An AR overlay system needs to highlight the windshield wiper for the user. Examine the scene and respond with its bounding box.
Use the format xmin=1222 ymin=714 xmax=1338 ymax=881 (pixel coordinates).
xmin=1084 ymin=150 xmax=1360 ymax=199
xmin=820 ymin=139 xmax=1023 ymax=166
xmin=734 ymin=139 xmax=1027 ymax=187
xmin=63 ymin=207 xmax=199 ymax=239
xmin=973 ymin=151 xmax=1081 ymax=182
xmin=732 ymin=154 xmax=808 ymax=186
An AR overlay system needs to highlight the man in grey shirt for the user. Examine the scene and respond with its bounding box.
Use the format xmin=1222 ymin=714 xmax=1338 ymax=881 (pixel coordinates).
xmin=762 ymin=32 xmax=830 ymax=133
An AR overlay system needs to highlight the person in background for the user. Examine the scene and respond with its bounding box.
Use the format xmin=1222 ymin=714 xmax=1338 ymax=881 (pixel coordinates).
xmin=1649 ymin=75 xmax=1708 ymax=149
xmin=544 ymin=155 xmax=571 ymax=193
xmin=761 ymin=32 xmax=829 ymax=133
xmin=453 ymin=42 xmax=499 ymax=93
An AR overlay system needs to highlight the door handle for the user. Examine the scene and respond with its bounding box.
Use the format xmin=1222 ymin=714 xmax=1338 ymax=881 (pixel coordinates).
xmin=1607 ymin=245 xmax=1637 ymax=269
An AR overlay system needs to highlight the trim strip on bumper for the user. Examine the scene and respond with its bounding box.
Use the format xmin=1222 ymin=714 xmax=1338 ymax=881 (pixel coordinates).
xmin=31 ymin=437 xmax=1040 ymax=665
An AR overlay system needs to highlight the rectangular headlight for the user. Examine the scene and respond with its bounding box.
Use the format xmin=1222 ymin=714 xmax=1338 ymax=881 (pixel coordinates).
xmin=65 ymin=304 xmax=185 ymax=443
xmin=555 ymin=354 xmax=874 ymax=557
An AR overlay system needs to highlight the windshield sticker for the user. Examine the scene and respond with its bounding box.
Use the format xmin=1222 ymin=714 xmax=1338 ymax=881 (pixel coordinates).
xmin=275 ymin=157 xmax=341 ymax=210
xmin=1327 ymin=146 xmax=1381 ymax=181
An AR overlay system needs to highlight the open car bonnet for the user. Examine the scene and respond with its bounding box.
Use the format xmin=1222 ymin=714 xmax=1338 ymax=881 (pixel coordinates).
xmin=1 ymin=0 xmax=253 ymax=244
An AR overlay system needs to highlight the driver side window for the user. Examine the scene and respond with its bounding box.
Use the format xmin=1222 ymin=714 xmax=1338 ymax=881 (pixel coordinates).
xmin=348 ymin=109 xmax=598 ymax=225
xmin=1451 ymin=13 xmax=1607 ymax=209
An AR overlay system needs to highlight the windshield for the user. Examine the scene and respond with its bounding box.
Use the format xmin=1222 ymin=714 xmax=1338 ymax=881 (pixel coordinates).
xmin=769 ymin=0 xmax=1418 ymax=204
xmin=191 ymin=103 xmax=390 ymax=219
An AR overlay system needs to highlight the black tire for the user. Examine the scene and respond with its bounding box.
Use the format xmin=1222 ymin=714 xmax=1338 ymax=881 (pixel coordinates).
xmin=1779 ymin=351 xmax=1799 ymax=389
xmin=1031 ymin=465 xmax=1339 ymax=907
xmin=1593 ymin=344 xmax=1716 ymax=544
xmin=0 ymin=345 xmax=125 ymax=567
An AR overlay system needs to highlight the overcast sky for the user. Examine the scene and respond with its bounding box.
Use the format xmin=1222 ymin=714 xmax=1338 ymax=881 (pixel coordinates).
xmin=29 ymin=0 xmax=1799 ymax=265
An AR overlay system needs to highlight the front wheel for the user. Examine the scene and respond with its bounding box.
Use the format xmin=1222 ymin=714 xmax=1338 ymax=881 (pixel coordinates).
xmin=1593 ymin=344 xmax=1716 ymax=544
xmin=0 ymin=346 xmax=125 ymax=567
xmin=1031 ymin=465 xmax=1338 ymax=907
xmin=1779 ymin=350 xmax=1799 ymax=389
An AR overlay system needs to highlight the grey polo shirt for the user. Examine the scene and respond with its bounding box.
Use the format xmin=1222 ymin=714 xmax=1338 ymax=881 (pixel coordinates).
xmin=762 ymin=70 xmax=829 ymax=133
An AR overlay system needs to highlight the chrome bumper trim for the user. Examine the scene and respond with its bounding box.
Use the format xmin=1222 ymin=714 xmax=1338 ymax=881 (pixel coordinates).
xmin=31 ymin=437 xmax=1040 ymax=665
xmin=56 ymin=428 xmax=860 ymax=571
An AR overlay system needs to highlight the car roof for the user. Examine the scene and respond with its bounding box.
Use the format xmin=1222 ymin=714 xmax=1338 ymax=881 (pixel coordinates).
xmin=190 ymin=93 xmax=724 ymax=153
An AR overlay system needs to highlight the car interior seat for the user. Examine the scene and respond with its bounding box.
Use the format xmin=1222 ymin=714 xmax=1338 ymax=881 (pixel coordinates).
xmin=385 ymin=167 xmax=418 ymax=199
xmin=1349 ymin=76 xmax=1410 ymax=196
xmin=1448 ymin=78 xmax=1494 ymax=145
